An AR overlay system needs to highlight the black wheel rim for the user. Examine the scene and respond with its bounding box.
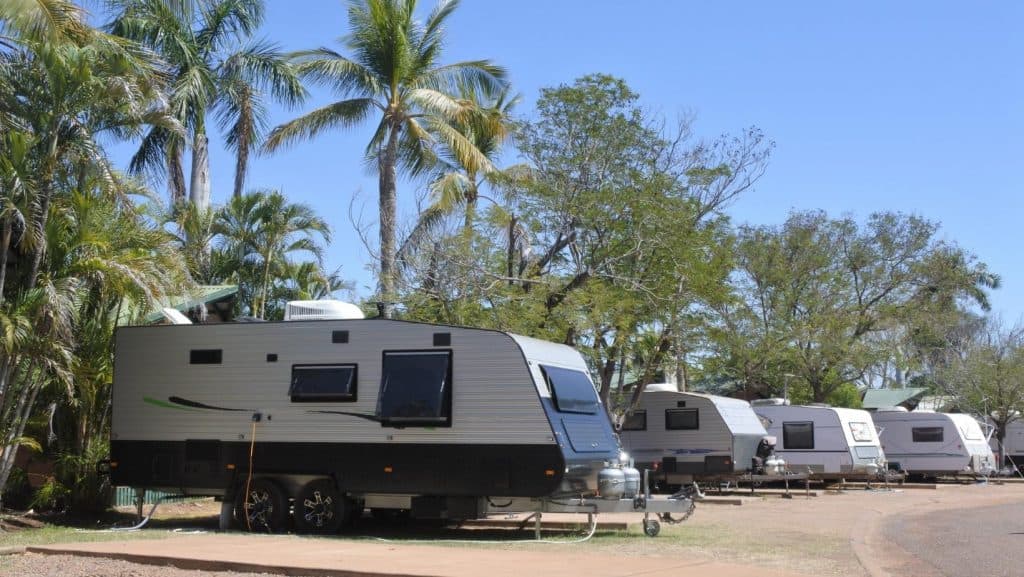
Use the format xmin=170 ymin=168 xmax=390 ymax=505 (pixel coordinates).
xmin=302 ymin=489 xmax=335 ymax=528
xmin=243 ymin=487 xmax=275 ymax=530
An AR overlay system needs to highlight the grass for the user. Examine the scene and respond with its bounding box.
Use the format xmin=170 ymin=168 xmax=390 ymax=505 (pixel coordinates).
xmin=0 ymin=524 xmax=168 ymax=547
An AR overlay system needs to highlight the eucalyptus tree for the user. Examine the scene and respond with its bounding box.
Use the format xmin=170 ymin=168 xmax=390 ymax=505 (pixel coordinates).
xmin=108 ymin=0 xmax=306 ymax=207
xmin=713 ymin=210 xmax=997 ymax=404
xmin=265 ymin=0 xmax=506 ymax=315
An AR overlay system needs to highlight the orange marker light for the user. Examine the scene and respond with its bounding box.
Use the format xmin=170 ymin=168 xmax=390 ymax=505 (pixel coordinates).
xmin=384 ymin=466 xmax=393 ymax=473
xmin=226 ymin=463 xmax=236 ymax=470
xmin=544 ymin=469 xmax=555 ymax=477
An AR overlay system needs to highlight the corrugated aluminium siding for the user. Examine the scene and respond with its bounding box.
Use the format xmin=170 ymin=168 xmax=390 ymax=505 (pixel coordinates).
xmin=113 ymin=320 xmax=563 ymax=446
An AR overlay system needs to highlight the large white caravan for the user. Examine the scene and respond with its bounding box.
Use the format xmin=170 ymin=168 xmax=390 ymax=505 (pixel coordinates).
xmin=752 ymin=401 xmax=886 ymax=477
xmin=872 ymin=409 xmax=996 ymax=477
xmin=618 ymin=385 xmax=780 ymax=487
xmin=109 ymin=315 xmax=695 ymax=535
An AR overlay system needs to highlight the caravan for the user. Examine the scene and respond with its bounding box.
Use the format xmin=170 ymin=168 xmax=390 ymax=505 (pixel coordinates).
xmin=109 ymin=310 xmax=695 ymax=535
xmin=872 ymin=409 xmax=996 ymax=477
xmin=618 ymin=385 xmax=781 ymax=488
xmin=752 ymin=401 xmax=886 ymax=477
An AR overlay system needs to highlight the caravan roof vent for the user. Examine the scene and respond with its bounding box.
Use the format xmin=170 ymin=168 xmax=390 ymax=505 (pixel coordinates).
xmin=644 ymin=383 xmax=678 ymax=393
xmin=284 ymin=300 xmax=365 ymax=321
xmin=875 ymin=406 xmax=909 ymax=412
xmin=750 ymin=398 xmax=790 ymax=406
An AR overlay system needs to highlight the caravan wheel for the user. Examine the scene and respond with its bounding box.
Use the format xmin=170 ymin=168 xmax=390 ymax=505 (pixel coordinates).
xmin=294 ymin=479 xmax=348 ymax=534
xmin=235 ymin=478 xmax=287 ymax=532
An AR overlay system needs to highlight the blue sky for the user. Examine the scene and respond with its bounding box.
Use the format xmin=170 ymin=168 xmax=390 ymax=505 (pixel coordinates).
xmin=102 ymin=1 xmax=1023 ymax=319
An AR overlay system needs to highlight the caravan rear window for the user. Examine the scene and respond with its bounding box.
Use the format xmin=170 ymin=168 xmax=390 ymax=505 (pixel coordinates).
xmin=377 ymin=351 xmax=452 ymax=427
xmin=622 ymin=410 xmax=647 ymax=431
xmin=912 ymin=427 xmax=944 ymax=443
xmin=665 ymin=408 xmax=699 ymax=430
xmin=783 ymin=422 xmax=814 ymax=449
xmin=540 ymin=365 xmax=600 ymax=414
xmin=290 ymin=364 xmax=357 ymax=402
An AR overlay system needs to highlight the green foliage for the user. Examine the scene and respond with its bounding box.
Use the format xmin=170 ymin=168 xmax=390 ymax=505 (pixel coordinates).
xmin=400 ymin=74 xmax=771 ymax=415
xmin=266 ymin=0 xmax=507 ymax=309
xmin=711 ymin=210 xmax=996 ymax=402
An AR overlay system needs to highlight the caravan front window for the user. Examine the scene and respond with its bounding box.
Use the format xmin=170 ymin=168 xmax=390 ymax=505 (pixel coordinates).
xmin=377 ymin=351 xmax=452 ymax=427
xmin=290 ymin=364 xmax=357 ymax=402
xmin=540 ymin=365 xmax=600 ymax=414
xmin=849 ymin=421 xmax=873 ymax=442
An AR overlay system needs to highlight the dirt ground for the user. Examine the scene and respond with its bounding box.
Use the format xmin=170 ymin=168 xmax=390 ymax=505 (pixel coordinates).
xmin=2 ymin=481 xmax=1023 ymax=577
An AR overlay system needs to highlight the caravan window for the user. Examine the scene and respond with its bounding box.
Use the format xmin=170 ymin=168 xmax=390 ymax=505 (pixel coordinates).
xmin=377 ymin=351 xmax=452 ymax=427
xmin=540 ymin=365 xmax=600 ymax=414
xmin=783 ymin=422 xmax=814 ymax=449
xmin=848 ymin=421 xmax=874 ymax=442
xmin=665 ymin=408 xmax=699 ymax=430
xmin=912 ymin=427 xmax=944 ymax=443
xmin=290 ymin=365 xmax=357 ymax=402
xmin=960 ymin=423 xmax=984 ymax=441
xmin=622 ymin=410 xmax=647 ymax=431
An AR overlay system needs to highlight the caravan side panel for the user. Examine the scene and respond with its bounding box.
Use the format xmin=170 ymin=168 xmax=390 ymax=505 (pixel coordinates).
xmin=111 ymin=320 xmax=611 ymax=497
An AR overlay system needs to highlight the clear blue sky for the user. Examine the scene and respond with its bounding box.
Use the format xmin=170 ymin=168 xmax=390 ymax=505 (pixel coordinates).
xmin=103 ymin=1 xmax=1023 ymax=319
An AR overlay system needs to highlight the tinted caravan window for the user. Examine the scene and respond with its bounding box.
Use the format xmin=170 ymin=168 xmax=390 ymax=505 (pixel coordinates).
xmin=912 ymin=427 xmax=944 ymax=443
xmin=665 ymin=408 xmax=699 ymax=430
xmin=621 ymin=410 xmax=647 ymax=431
xmin=783 ymin=422 xmax=814 ymax=449
xmin=377 ymin=351 xmax=452 ymax=427
xmin=290 ymin=365 xmax=357 ymax=402
xmin=540 ymin=365 xmax=600 ymax=414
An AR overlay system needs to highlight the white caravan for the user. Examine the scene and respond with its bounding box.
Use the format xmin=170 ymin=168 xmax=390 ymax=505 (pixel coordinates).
xmin=619 ymin=385 xmax=781 ymax=487
xmin=109 ymin=314 xmax=696 ymax=535
xmin=873 ymin=409 xmax=996 ymax=477
xmin=991 ymin=419 xmax=1024 ymax=470
xmin=752 ymin=401 xmax=886 ymax=477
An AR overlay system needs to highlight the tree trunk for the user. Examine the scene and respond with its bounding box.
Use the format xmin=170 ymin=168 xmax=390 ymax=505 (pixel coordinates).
xmin=233 ymin=144 xmax=249 ymax=199
xmin=0 ymin=218 xmax=12 ymax=302
xmin=377 ymin=125 xmax=400 ymax=318
xmin=169 ymin=142 xmax=187 ymax=206
xmin=506 ymin=215 xmax=517 ymax=286
xmin=27 ymin=177 xmax=53 ymax=289
xmin=190 ymin=132 xmax=211 ymax=211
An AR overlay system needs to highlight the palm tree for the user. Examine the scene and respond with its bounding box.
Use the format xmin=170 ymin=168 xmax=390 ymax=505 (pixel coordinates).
xmin=108 ymin=0 xmax=306 ymax=207
xmin=214 ymin=190 xmax=330 ymax=318
xmin=400 ymin=88 xmax=519 ymax=260
xmin=265 ymin=0 xmax=506 ymax=316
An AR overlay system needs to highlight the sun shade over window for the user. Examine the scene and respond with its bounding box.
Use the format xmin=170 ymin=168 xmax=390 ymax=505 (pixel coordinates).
xmin=290 ymin=365 xmax=357 ymax=402
xmin=377 ymin=351 xmax=452 ymax=427
xmin=783 ymin=422 xmax=814 ymax=449
xmin=912 ymin=427 xmax=943 ymax=443
xmin=622 ymin=410 xmax=647 ymax=431
xmin=540 ymin=365 xmax=600 ymax=414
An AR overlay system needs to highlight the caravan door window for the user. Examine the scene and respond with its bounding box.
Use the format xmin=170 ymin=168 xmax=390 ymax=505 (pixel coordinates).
xmin=622 ymin=410 xmax=647 ymax=431
xmin=290 ymin=364 xmax=357 ymax=402
xmin=783 ymin=422 xmax=815 ymax=449
xmin=912 ymin=427 xmax=943 ymax=442
xmin=377 ymin=351 xmax=452 ymax=427
xmin=665 ymin=408 xmax=699 ymax=430
xmin=540 ymin=365 xmax=600 ymax=414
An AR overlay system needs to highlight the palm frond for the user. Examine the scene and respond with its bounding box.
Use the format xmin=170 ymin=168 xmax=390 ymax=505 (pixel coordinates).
xmin=264 ymin=97 xmax=376 ymax=152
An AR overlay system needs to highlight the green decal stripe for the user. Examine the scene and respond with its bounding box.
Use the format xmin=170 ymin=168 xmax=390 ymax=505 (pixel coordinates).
xmin=143 ymin=396 xmax=200 ymax=412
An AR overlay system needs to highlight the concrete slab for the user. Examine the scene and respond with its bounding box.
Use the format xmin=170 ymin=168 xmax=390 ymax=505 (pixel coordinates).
xmin=29 ymin=533 xmax=812 ymax=577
